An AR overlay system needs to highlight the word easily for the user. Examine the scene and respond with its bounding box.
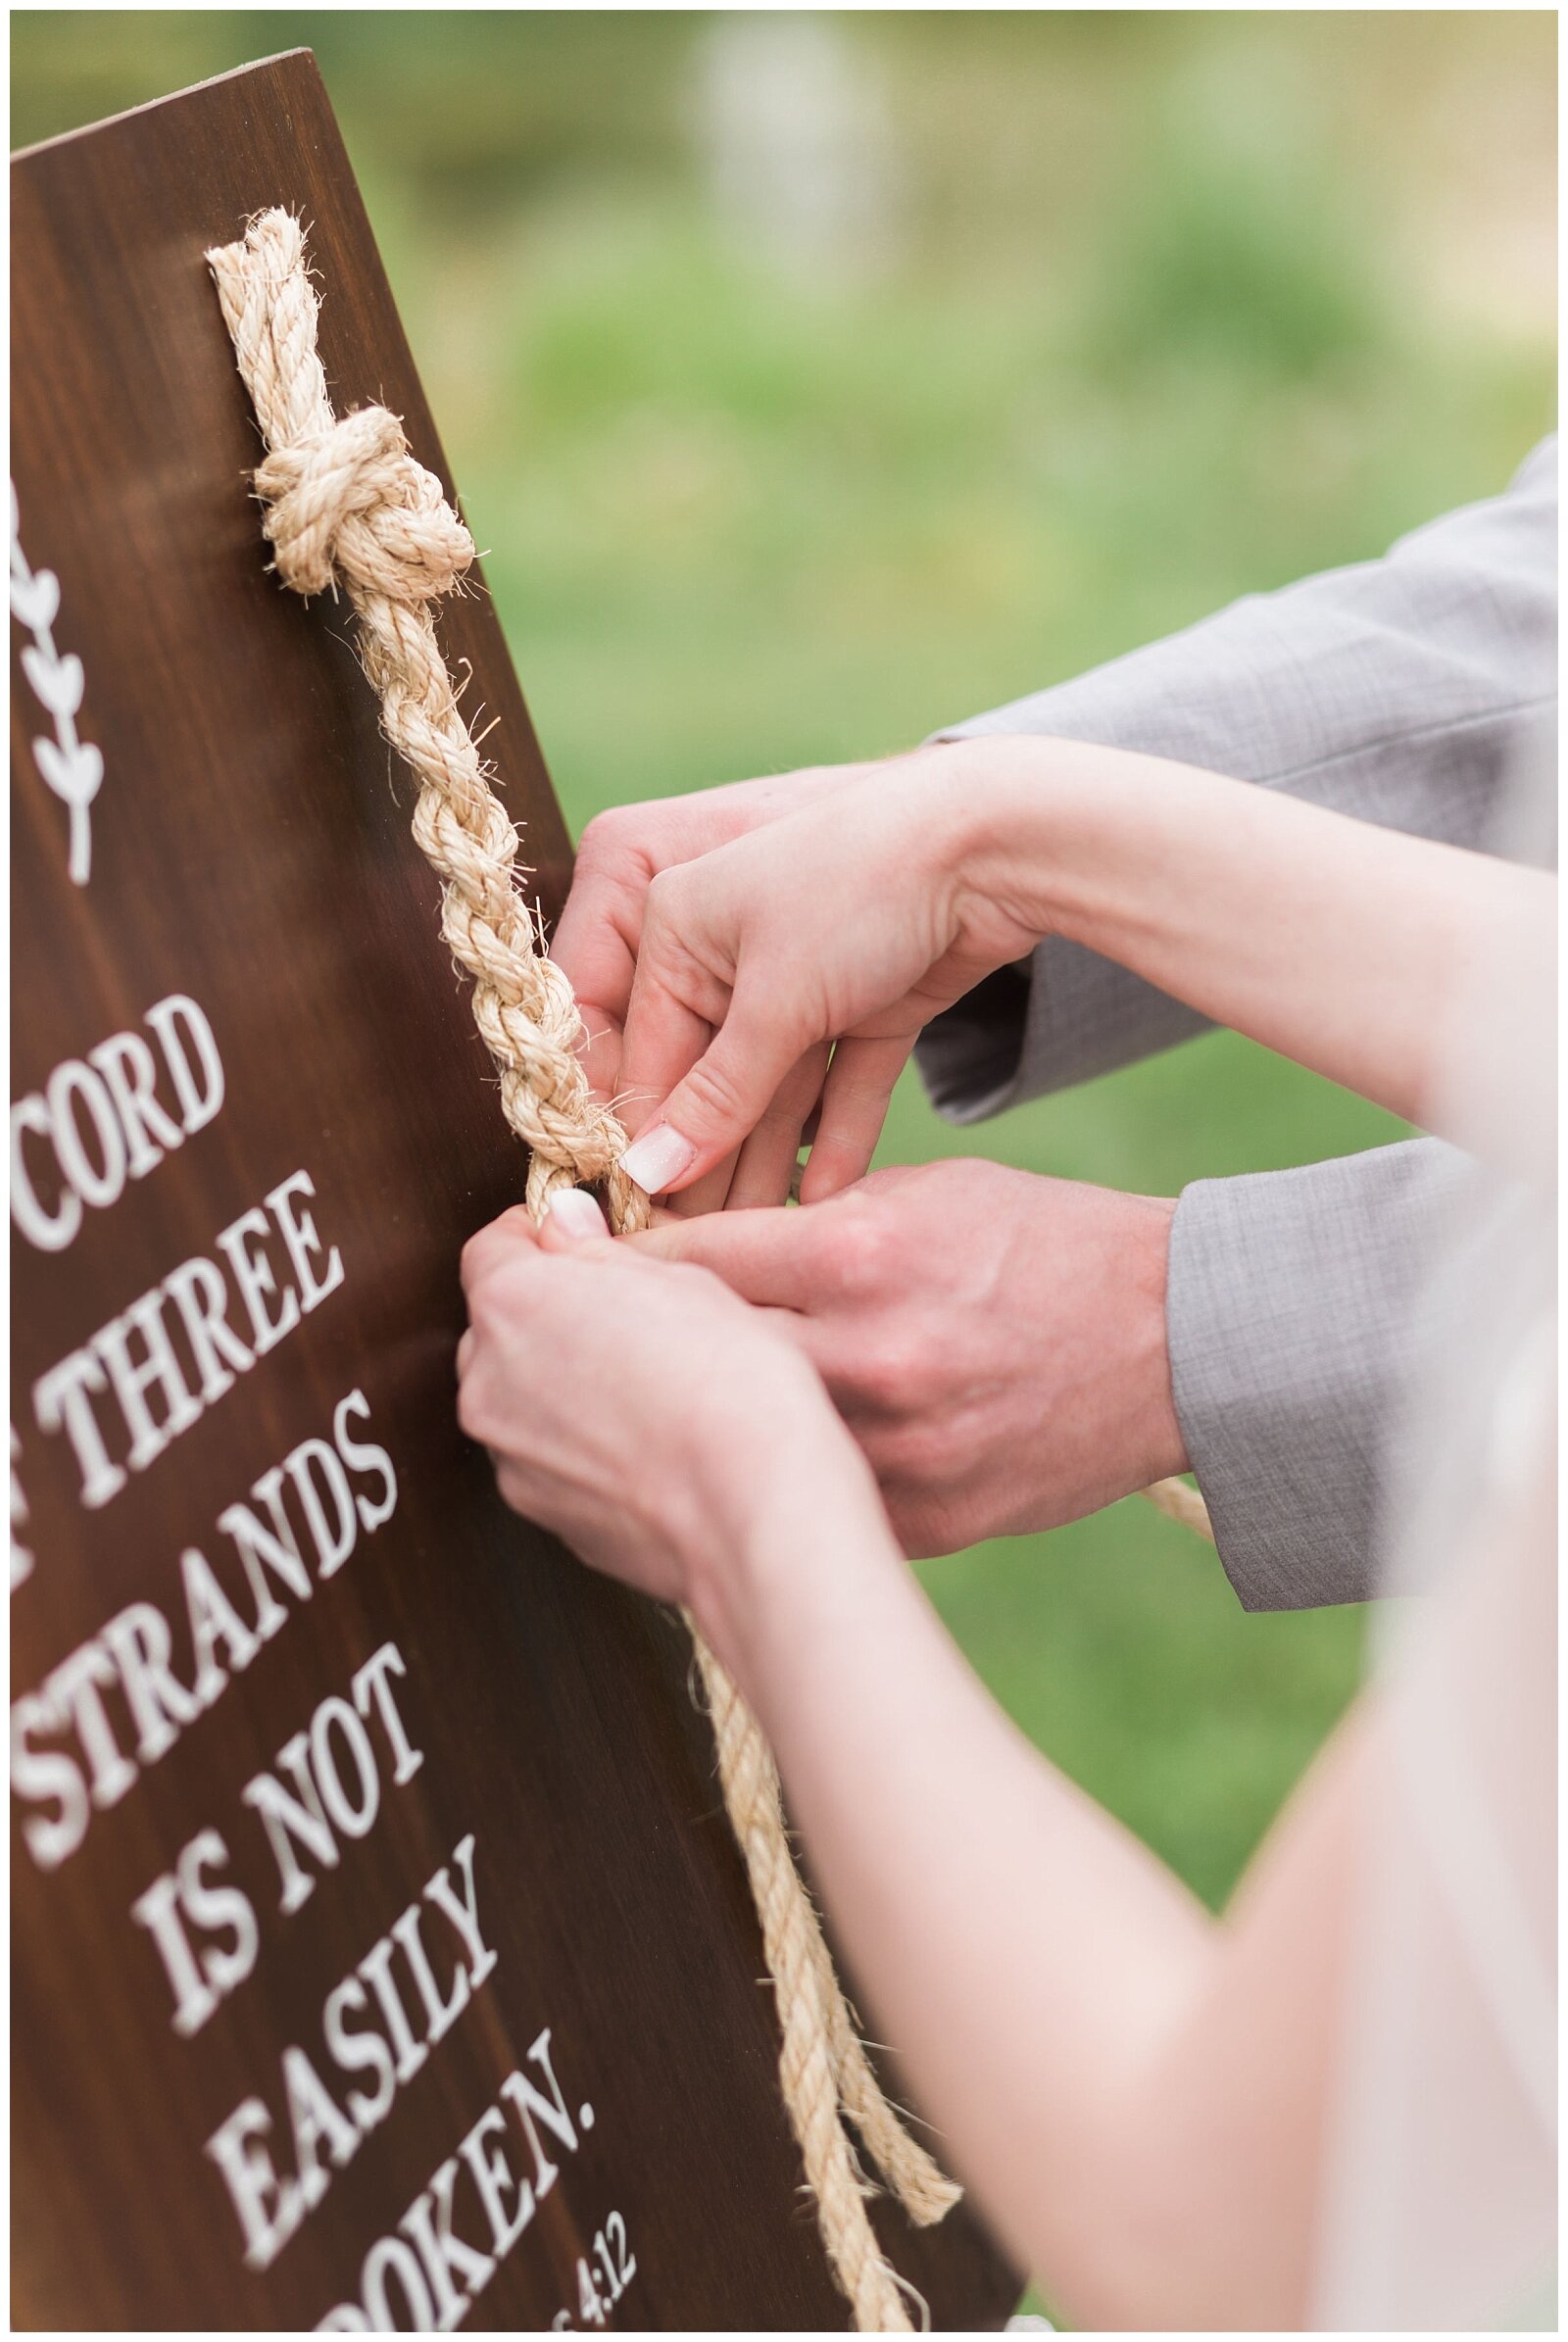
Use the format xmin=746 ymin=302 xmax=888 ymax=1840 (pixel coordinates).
xmin=12 ymin=1387 xmax=396 ymax=1869
xmin=552 ymin=2212 xmax=637 ymax=2331
xmin=12 ymin=991 xmax=223 ymax=1253
xmin=206 ymin=1831 xmax=497 ymax=2270
xmin=30 ymin=1164 xmax=341 ymax=1508
xmin=132 ymin=1641 xmax=422 ymax=2036
xmin=316 ymin=2027 xmax=589 ymax=2332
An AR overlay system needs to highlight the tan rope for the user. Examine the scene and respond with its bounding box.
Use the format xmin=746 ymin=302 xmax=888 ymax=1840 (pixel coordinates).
xmin=1141 ymin=1474 xmax=1214 ymax=1540
xmin=208 ymin=207 xmax=957 ymax=2330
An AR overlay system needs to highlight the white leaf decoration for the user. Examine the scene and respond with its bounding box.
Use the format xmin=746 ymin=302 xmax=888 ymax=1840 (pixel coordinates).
xmin=11 ymin=485 xmax=100 ymax=886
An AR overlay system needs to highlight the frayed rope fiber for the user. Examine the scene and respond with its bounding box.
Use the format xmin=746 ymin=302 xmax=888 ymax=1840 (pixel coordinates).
xmin=208 ymin=208 xmax=962 ymax=2331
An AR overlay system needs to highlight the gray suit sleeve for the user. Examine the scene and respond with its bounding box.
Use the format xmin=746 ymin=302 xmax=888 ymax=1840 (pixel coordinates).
xmin=915 ymin=438 xmax=1557 ymax=1121
xmin=909 ymin=442 xmax=1554 ymax=1610
xmin=1167 ymin=1138 xmax=1473 ymax=1610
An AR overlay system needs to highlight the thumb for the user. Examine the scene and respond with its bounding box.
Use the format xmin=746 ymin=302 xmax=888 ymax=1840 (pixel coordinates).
xmin=618 ymin=996 xmax=806 ymax=1196
xmin=540 ymin=1190 xmax=613 ymax=1249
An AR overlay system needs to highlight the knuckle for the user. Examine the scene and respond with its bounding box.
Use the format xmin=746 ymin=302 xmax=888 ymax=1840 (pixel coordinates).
xmin=459 ymin=1229 xmax=493 ymax=1289
xmin=639 ymin=880 xmax=717 ymax=995
xmin=855 ymin=1319 xmax=933 ymax=1415
xmin=809 ymin=1206 xmax=865 ymax=1293
xmin=455 ymin=1365 xmax=495 ymax=1447
xmin=463 ymin=1270 xmax=508 ymax=1337
xmin=460 ymin=1206 xmax=532 ymax=1290
xmin=676 ymin=1047 xmax=752 ymax=1132
xmin=642 ymin=863 xmax=687 ymax=931
xmin=466 ymin=1259 xmax=542 ymax=1350
xmin=817 ymin=1203 xmax=897 ymax=1301
xmin=576 ymin=805 xmax=632 ymax=865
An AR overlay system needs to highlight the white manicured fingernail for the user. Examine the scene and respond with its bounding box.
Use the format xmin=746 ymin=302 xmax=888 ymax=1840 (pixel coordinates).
xmin=548 ymin=1189 xmax=609 ymax=1242
xmin=618 ymin=1123 xmax=697 ymax=1195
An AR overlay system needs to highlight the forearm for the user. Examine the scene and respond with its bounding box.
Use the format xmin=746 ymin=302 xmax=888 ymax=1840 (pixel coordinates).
xmin=701 ymin=1474 xmax=1362 ymax=2326
xmin=698 ymin=1480 xmax=1223 ymax=2315
xmin=958 ymin=738 xmax=1546 ymax=1125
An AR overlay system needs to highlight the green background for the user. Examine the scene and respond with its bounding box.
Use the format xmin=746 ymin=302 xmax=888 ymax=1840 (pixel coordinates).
xmin=13 ymin=11 xmax=1554 ymax=2310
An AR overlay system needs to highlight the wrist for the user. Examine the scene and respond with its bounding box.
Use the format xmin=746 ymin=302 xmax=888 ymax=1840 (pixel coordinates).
xmin=942 ymin=734 xmax=1231 ymax=962
xmin=895 ymin=738 xmax=1022 ymax=920
xmin=926 ymin=735 xmax=1118 ymax=943
xmin=684 ymin=1406 xmax=901 ymax=1691
xmin=1018 ymin=1180 xmax=1188 ymax=1528
xmin=1126 ymin=1193 xmax=1189 ymax=1488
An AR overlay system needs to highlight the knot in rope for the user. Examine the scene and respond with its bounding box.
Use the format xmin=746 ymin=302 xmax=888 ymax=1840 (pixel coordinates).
xmin=256 ymin=405 xmax=475 ymax=604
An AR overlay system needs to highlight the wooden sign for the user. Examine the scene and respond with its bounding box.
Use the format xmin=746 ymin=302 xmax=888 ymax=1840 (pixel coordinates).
xmin=10 ymin=52 xmax=1017 ymax=2332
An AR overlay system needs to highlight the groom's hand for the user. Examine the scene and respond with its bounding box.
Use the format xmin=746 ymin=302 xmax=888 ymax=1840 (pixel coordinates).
xmin=630 ymin=1157 xmax=1187 ymax=1558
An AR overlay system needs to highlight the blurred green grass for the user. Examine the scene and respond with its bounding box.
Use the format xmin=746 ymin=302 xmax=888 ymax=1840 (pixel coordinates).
xmin=13 ymin=4 xmax=1553 ymax=1956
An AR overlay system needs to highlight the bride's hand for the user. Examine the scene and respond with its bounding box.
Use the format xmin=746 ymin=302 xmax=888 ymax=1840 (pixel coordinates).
xmin=552 ymin=743 xmax=1044 ymax=1212
xmin=555 ymin=729 xmax=1542 ymax=1215
xmin=456 ymin=1194 xmax=881 ymax=1657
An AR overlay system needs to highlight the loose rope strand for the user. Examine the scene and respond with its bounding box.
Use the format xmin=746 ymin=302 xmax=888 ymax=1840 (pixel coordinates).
xmin=208 ymin=208 xmax=956 ymax=2329
xmin=1141 ymin=1474 xmax=1214 ymax=1539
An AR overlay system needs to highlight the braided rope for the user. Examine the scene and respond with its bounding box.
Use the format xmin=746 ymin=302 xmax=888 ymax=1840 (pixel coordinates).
xmin=208 ymin=208 xmax=957 ymax=2329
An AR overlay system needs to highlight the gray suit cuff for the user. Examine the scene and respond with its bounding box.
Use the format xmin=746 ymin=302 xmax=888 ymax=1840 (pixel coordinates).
xmin=1167 ymin=1138 xmax=1473 ymax=1610
xmin=914 ymin=437 xmax=1556 ymax=1120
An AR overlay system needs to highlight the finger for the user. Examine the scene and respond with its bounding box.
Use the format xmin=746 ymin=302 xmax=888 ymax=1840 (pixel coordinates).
xmin=745 ymin=1300 xmax=840 ymax=1389
xmin=553 ymin=821 xmax=649 ymax=1039
xmin=620 ymin=981 xmax=810 ymax=1196
xmin=456 ymin=1329 xmax=475 ymax=1381
xmin=663 ymin=1145 xmax=741 ymax=1220
xmin=799 ymin=1031 xmax=914 ymax=1203
xmin=553 ymin=852 xmax=651 ymax=1105
xmin=553 ymin=900 xmax=638 ymax=1027
xmin=753 ymin=1300 xmax=814 ymax=1340
xmin=616 ymin=965 xmax=718 ymax=1149
xmin=727 ymin=1042 xmax=832 ymax=1211
xmin=460 ymin=1203 xmax=543 ymax=1294
xmin=540 ymin=1190 xmax=612 ymax=1249
xmin=745 ymin=1306 xmax=880 ymax=1420
xmin=626 ymin=1203 xmax=818 ymax=1308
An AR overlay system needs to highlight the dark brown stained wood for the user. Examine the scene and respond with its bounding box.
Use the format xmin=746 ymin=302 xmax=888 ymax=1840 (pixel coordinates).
xmin=10 ymin=53 xmax=1019 ymax=2332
